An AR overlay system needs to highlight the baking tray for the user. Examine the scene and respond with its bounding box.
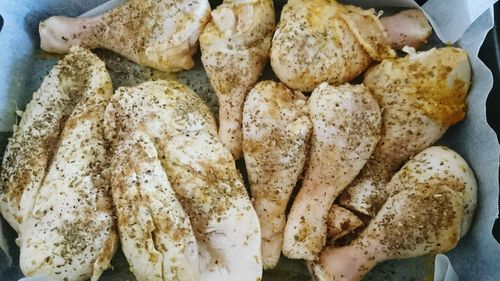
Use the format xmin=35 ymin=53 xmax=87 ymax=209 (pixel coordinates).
xmin=0 ymin=0 xmax=499 ymax=280
xmin=482 ymin=2 xmax=500 ymax=243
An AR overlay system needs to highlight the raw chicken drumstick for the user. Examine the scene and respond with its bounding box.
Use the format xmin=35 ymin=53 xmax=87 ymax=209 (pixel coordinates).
xmin=339 ymin=46 xmax=472 ymax=217
xmin=200 ymin=0 xmax=275 ymax=158
xmin=271 ymin=0 xmax=432 ymax=92
xmin=283 ymin=83 xmax=381 ymax=261
xmin=18 ymin=47 xmax=117 ymax=281
xmin=243 ymin=81 xmax=312 ymax=269
xmin=105 ymin=80 xmax=262 ymax=281
xmin=384 ymin=146 xmax=477 ymax=237
xmin=311 ymin=146 xmax=477 ymax=281
xmin=39 ymin=0 xmax=211 ymax=72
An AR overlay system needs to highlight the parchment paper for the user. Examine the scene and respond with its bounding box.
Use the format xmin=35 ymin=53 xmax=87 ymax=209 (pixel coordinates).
xmin=0 ymin=0 xmax=498 ymax=280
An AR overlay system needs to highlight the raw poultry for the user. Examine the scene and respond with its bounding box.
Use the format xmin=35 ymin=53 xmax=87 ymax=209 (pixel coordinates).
xmin=282 ymin=83 xmax=381 ymax=261
xmin=326 ymin=204 xmax=363 ymax=242
xmin=243 ymin=80 xmax=312 ymax=269
xmin=104 ymin=80 xmax=262 ymax=281
xmin=105 ymin=128 xmax=199 ymax=279
xmin=271 ymin=0 xmax=432 ymax=92
xmin=0 ymin=47 xmax=114 ymax=238
xmin=200 ymin=0 xmax=275 ymax=158
xmin=339 ymin=46 xmax=472 ymax=217
xmin=311 ymin=146 xmax=477 ymax=281
xmin=17 ymin=47 xmax=117 ymax=281
xmin=39 ymin=0 xmax=211 ymax=72
xmin=0 ymin=0 xmax=480 ymax=279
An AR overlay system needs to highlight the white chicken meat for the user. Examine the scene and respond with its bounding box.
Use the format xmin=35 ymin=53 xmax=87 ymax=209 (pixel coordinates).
xmin=0 ymin=47 xmax=110 ymax=234
xmin=283 ymin=83 xmax=381 ymax=260
xmin=200 ymin=0 xmax=275 ymax=158
xmin=271 ymin=0 xmax=432 ymax=92
xmin=339 ymin=47 xmax=472 ymax=217
xmin=39 ymin=0 xmax=211 ymax=72
xmin=19 ymin=47 xmax=117 ymax=281
xmin=326 ymin=204 xmax=363 ymax=242
xmin=242 ymin=80 xmax=312 ymax=269
xmin=312 ymin=146 xmax=477 ymax=281
xmin=104 ymin=130 xmax=200 ymax=281
xmin=105 ymin=80 xmax=262 ymax=281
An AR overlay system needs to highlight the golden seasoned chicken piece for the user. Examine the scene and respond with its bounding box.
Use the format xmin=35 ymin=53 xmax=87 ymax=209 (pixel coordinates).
xmin=39 ymin=0 xmax=211 ymax=72
xmin=0 ymin=47 xmax=110 ymax=233
xmin=19 ymin=47 xmax=117 ymax=281
xmin=105 ymin=80 xmax=263 ymax=281
xmin=311 ymin=146 xmax=477 ymax=281
xmin=242 ymin=81 xmax=312 ymax=269
xmin=105 ymin=133 xmax=199 ymax=281
xmin=271 ymin=0 xmax=433 ymax=92
xmin=283 ymin=83 xmax=381 ymax=260
xmin=200 ymin=0 xmax=275 ymax=158
xmin=314 ymin=185 xmax=463 ymax=281
xmin=385 ymin=146 xmax=477 ymax=236
xmin=339 ymin=47 xmax=472 ymax=217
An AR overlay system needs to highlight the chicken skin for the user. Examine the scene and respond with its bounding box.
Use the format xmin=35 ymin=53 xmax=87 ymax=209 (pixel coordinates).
xmin=39 ymin=0 xmax=211 ymax=72
xmin=18 ymin=47 xmax=117 ymax=281
xmin=283 ymin=83 xmax=381 ymax=260
xmin=311 ymin=146 xmax=477 ymax=281
xmin=271 ymin=0 xmax=432 ymax=92
xmin=0 ymin=47 xmax=112 ymax=234
xmin=380 ymin=9 xmax=433 ymax=50
xmin=385 ymin=146 xmax=477 ymax=236
xmin=200 ymin=0 xmax=275 ymax=158
xmin=242 ymin=81 xmax=312 ymax=269
xmin=326 ymin=204 xmax=363 ymax=242
xmin=105 ymin=80 xmax=262 ymax=281
xmin=339 ymin=47 xmax=472 ymax=217
xmin=104 ymin=134 xmax=199 ymax=280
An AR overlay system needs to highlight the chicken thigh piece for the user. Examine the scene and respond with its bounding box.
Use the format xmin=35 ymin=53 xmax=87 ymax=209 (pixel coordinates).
xmin=200 ymin=0 xmax=275 ymax=158
xmin=385 ymin=146 xmax=477 ymax=236
xmin=242 ymin=81 xmax=311 ymax=269
xmin=271 ymin=0 xmax=432 ymax=92
xmin=39 ymin=0 xmax=211 ymax=72
xmin=339 ymin=47 xmax=471 ymax=216
xmin=282 ymin=83 xmax=381 ymax=260
xmin=19 ymin=47 xmax=117 ymax=281
xmin=311 ymin=146 xmax=476 ymax=281
xmin=0 ymin=47 xmax=111 ymax=234
xmin=105 ymin=80 xmax=262 ymax=281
